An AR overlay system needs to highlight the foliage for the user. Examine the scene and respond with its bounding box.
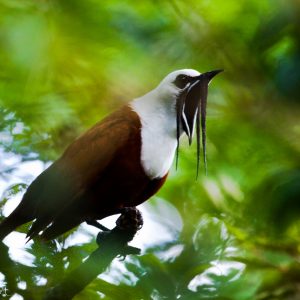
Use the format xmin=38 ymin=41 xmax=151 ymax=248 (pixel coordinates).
xmin=0 ymin=0 xmax=300 ymax=299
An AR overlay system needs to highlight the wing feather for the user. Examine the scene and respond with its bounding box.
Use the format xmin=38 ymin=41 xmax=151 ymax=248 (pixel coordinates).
xmin=26 ymin=105 xmax=137 ymax=238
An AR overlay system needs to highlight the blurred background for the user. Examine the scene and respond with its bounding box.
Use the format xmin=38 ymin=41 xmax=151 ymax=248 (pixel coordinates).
xmin=0 ymin=0 xmax=300 ymax=299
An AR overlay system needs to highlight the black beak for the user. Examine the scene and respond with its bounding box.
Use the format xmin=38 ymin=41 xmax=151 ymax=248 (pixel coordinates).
xmin=176 ymin=69 xmax=223 ymax=177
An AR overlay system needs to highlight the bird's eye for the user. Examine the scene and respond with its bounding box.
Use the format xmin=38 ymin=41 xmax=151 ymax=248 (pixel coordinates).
xmin=174 ymin=75 xmax=190 ymax=89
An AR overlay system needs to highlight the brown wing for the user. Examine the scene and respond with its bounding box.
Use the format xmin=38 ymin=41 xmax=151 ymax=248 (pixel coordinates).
xmin=25 ymin=105 xmax=139 ymax=239
xmin=59 ymin=106 xmax=136 ymax=190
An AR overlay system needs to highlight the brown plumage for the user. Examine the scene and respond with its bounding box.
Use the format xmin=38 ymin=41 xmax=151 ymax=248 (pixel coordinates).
xmin=0 ymin=105 xmax=166 ymax=240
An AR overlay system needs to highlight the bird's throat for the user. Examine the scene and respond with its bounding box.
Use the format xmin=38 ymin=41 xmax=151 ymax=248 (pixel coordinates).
xmin=130 ymin=96 xmax=177 ymax=179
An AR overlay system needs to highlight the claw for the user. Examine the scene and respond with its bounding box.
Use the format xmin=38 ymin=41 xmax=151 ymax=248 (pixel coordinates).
xmin=117 ymin=254 xmax=127 ymax=261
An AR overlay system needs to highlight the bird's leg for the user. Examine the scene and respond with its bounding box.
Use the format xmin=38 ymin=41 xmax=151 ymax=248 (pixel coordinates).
xmin=86 ymin=219 xmax=110 ymax=232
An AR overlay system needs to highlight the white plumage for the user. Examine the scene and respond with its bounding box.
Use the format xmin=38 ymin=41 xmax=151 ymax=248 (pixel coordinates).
xmin=131 ymin=69 xmax=200 ymax=179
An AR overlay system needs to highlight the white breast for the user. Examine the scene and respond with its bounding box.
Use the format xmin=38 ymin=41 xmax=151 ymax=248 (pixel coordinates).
xmin=130 ymin=91 xmax=178 ymax=179
xmin=138 ymin=123 xmax=177 ymax=179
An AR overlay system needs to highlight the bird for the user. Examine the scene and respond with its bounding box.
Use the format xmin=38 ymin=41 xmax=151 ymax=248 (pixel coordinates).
xmin=0 ymin=68 xmax=222 ymax=241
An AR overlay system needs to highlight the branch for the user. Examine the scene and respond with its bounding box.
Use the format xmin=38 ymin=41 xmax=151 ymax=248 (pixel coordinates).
xmin=43 ymin=208 xmax=142 ymax=300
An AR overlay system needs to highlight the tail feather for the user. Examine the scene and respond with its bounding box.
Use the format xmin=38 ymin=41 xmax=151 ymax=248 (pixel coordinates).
xmin=0 ymin=209 xmax=34 ymax=241
xmin=26 ymin=217 xmax=52 ymax=241
xmin=0 ymin=171 xmax=46 ymax=241
xmin=0 ymin=214 xmax=21 ymax=241
xmin=40 ymin=216 xmax=81 ymax=241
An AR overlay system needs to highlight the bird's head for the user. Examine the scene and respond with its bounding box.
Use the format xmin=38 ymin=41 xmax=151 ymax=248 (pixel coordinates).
xmin=157 ymin=68 xmax=223 ymax=176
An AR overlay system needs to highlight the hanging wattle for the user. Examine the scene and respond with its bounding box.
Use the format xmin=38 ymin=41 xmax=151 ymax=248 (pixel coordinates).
xmin=175 ymin=86 xmax=189 ymax=170
xmin=175 ymin=76 xmax=209 ymax=179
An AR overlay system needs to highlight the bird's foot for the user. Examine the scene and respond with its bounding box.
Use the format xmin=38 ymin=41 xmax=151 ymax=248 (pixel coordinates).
xmin=116 ymin=207 xmax=143 ymax=231
xmin=96 ymin=207 xmax=143 ymax=258
xmin=115 ymin=208 xmax=143 ymax=259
